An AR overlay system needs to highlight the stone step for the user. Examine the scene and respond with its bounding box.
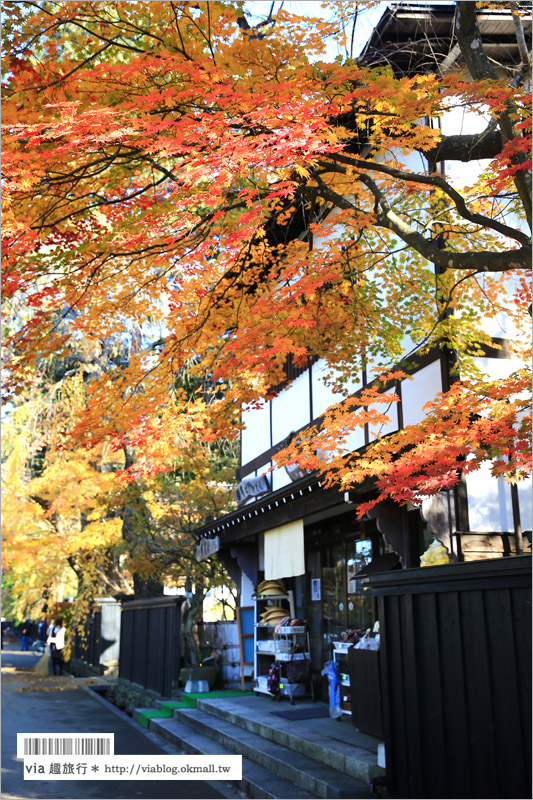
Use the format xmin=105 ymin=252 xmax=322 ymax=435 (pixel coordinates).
xmin=195 ymin=697 xmax=379 ymax=785
xmin=174 ymin=707 xmax=371 ymax=798
xmin=132 ymin=707 xmax=159 ymax=727
xmin=150 ymin=716 xmax=316 ymax=799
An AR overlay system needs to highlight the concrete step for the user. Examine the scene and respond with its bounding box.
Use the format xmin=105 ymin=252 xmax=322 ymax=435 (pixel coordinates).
xmin=195 ymin=697 xmax=379 ymax=785
xmin=150 ymin=716 xmax=316 ymax=799
xmin=173 ymin=707 xmax=371 ymax=798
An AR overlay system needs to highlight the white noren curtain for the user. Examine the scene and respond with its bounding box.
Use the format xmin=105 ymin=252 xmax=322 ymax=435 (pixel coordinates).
xmin=264 ymin=519 xmax=305 ymax=580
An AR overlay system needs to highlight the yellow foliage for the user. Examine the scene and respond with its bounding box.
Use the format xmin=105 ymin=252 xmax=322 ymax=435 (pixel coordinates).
xmin=420 ymin=540 xmax=450 ymax=567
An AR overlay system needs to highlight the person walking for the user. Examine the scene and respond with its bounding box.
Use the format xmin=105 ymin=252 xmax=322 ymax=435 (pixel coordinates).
xmin=37 ymin=618 xmax=48 ymax=643
xmin=20 ymin=619 xmax=31 ymax=651
xmin=47 ymin=618 xmax=66 ymax=675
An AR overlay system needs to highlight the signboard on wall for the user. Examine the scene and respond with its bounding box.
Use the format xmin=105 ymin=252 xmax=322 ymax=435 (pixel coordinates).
xmin=196 ymin=535 xmax=220 ymax=562
xmin=236 ymin=475 xmax=270 ymax=507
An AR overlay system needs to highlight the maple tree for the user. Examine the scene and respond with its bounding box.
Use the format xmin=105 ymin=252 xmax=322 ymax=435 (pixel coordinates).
xmin=1 ymin=0 xmax=531 ymax=612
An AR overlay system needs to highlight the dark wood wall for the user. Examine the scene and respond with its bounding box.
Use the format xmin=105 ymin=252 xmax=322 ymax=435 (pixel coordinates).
xmin=72 ymin=598 xmax=121 ymax=671
xmin=72 ymin=611 xmax=102 ymax=669
xmin=119 ymin=596 xmax=184 ymax=698
xmin=370 ymin=556 xmax=532 ymax=799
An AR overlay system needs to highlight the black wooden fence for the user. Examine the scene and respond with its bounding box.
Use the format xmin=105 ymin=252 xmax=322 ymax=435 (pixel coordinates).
xmin=73 ymin=613 xmax=101 ymax=668
xmin=119 ymin=595 xmax=184 ymax=698
xmin=369 ymin=555 xmax=532 ymax=799
xmin=72 ymin=598 xmax=121 ymax=673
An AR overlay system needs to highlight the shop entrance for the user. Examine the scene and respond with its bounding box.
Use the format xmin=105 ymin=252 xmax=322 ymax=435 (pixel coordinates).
xmin=305 ymin=512 xmax=393 ymax=696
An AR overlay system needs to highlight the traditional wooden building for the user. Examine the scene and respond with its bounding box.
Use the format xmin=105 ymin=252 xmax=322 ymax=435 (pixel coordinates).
xmin=195 ymin=2 xmax=532 ymax=701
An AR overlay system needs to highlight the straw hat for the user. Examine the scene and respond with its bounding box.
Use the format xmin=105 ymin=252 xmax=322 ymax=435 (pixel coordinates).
xmin=262 ymin=614 xmax=288 ymax=626
xmin=261 ymin=610 xmax=288 ymax=622
xmin=260 ymin=604 xmax=287 ymax=616
xmin=260 ymin=605 xmax=289 ymax=622
xmin=257 ymin=579 xmax=286 ymax=595
xmin=258 ymin=586 xmax=286 ymax=597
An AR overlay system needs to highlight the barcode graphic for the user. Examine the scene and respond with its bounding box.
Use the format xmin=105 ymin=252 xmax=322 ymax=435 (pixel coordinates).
xmin=17 ymin=734 xmax=114 ymax=758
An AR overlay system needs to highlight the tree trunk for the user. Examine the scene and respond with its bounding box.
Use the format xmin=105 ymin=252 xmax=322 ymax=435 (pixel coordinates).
xmin=180 ymin=569 xmax=206 ymax=666
xmin=121 ymin=444 xmax=164 ymax=598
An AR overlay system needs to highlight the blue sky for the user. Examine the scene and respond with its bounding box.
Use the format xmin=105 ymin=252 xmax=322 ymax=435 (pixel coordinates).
xmin=243 ymin=1 xmax=388 ymax=60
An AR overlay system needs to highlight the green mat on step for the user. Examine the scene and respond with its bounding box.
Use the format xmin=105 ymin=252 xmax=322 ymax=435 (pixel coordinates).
xmin=137 ymin=710 xmax=172 ymax=728
xmin=160 ymin=690 xmax=255 ymax=711
xmin=137 ymin=690 xmax=256 ymax=728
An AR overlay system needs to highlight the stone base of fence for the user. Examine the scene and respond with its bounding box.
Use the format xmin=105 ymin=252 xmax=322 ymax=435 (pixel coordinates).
xmin=106 ymin=677 xmax=166 ymax=714
xmin=68 ymin=658 xmax=104 ymax=678
xmin=69 ymin=657 xmax=119 ymax=678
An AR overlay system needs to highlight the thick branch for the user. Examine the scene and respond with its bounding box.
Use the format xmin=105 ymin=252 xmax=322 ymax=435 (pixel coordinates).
xmin=456 ymin=2 xmax=532 ymax=229
xmin=305 ymin=174 xmax=531 ymax=273
xmin=319 ymin=154 xmax=530 ymax=246
xmin=359 ymin=171 xmax=531 ymax=272
xmin=422 ymin=127 xmax=503 ymax=163
xmin=29 ymin=494 xmax=52 ymax=512
xmin=342 ymin=120 xmax=504 ymax=163
xmin=236 ymin=4 xmax=276 ymax=39
xmin=67 ymin=555 xmax=84 ymax=581
xmin=510 ymin=2 xmax=531 ymax=71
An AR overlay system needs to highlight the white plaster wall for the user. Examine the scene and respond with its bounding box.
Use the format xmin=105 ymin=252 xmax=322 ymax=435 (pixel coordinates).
xmin=517 ymin=479 xmax=533 ymax=531
xmin=271 ymin=466 xmax=293 ymax=492
xmin=398 ymin=331 xmax=417 ymax=359
xmin=240 ymin=572 xmax=255 ymax=606
xmin=311 ymin=359 xmax=362 ymax=419
xmin=308 ymin=218 xmax=344 ymax=250
xmin=340 ymin=424 xmax=366 ymax=455
xmin=439 ymin=108 xmax=525 ymax=339
xmin=471 ymin=356 xmax=522 ymax=380
xmin=367 ymin=393 xmax=399 ymax=443
xmin=375 ymin=144 xmax=427 ymax=173
xmin=241 ymin=400 xmax=270 ymax=466
xmin=440 ymin=104 xmax=490 ymax=187
xmin=401 ymin=360 xmax=442 ymax=427
xmin=469 ymin=274 xmax=523 ymax=340
xmin=467 ymin=462 xmax=516 ymax=532
xmin=271 ymin=370 xmax=311 ymax=445
xmin=469 ymin=358 xmax=532 ymax=532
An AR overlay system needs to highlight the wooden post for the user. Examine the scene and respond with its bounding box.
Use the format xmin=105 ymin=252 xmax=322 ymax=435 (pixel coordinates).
xmin=510 ymin=483 xmax=523 ymax=555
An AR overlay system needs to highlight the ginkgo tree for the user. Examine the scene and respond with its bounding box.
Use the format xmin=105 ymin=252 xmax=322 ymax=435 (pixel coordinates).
xmin=2 ymin=0 xmax=531 ymax=605
xmin=1 ymin=344 xmax=238 ymax=661
xmin=1 ymin=368 xmax=127 ymax=633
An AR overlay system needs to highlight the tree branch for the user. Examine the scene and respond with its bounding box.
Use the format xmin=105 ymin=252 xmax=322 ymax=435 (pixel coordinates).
xmin=421 ymin=127 xmax=503 ymax=163
xmin=456 ymin=2 xmax=532 ymax=229
xmin=319 ymin=153 xmax=529 ymax=245
xmin=305 ymin=172 xmax=531 ymax=272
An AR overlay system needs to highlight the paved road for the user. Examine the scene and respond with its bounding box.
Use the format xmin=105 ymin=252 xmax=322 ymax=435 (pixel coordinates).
xmin=1 ymin=646 xmax=226 ymax=800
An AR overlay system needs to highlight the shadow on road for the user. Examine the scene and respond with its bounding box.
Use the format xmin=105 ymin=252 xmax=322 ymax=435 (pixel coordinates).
xmin=1 ymin=646 xmax=227 ymax=800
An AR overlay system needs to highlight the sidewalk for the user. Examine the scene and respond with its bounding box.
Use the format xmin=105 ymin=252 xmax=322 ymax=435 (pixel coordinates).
xmin=1 ymin=643 xmax=226 ymax=800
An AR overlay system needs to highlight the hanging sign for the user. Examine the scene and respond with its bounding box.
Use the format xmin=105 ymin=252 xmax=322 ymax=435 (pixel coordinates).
xmin=284 ymin=463 xmax=310 ymax=482
xmin=235 ymin=475 xmax=270 ymax=507
xmin=196 ymin=535 xmax=220 ymax=561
